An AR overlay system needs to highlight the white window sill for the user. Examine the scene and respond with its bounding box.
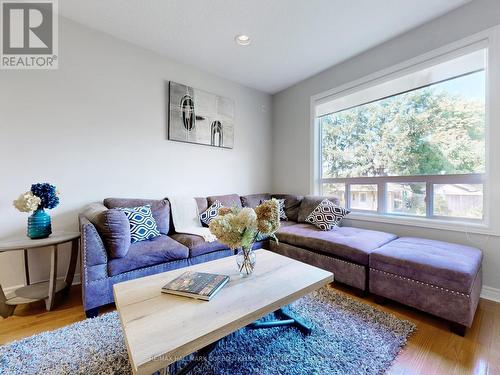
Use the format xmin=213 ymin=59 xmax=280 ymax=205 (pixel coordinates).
xmin=343 ymin=212 xmax=498 ymax=237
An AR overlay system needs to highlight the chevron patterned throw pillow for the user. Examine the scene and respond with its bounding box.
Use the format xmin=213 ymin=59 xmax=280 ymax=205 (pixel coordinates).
xmin=120 ymin=204 xmax=160 ymax=243
xmin=277 ymin=199 xmax=288 ymax=221
xmin=200 ymin=200 xmax=223 ymax=225
xmin=306 ymin=199 xmax=350 ymax=231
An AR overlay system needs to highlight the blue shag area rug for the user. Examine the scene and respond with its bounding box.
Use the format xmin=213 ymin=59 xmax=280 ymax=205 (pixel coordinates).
xmin=0 ymin=287 xmax=415 ymax=375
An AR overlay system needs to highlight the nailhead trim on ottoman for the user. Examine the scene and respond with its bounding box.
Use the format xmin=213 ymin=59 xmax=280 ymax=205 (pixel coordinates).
xmin=370 ymin=268 xmax=470 ymax=298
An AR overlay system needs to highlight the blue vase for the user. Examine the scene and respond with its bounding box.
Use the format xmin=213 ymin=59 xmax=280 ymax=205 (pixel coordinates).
xmin=27 ymin=208 xmax=52 ymax=239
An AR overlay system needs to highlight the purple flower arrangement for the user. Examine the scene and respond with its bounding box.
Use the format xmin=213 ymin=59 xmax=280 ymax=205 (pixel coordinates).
xmin=31 ymin=183 xmax=59 ymax=210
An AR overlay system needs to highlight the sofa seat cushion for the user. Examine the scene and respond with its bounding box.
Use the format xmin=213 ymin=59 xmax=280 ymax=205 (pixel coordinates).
xmin=276 ymin=223 xmax=397 ymax=265
xmin=170 ymin=233 xmax=230 ymax=257
xmin=108 ymin=235 xmax=189 ymax=276
xmin=370 ymin=237 xmax=482 ymax=294
xmin=279 ymin=220 xmax=298 ymax=228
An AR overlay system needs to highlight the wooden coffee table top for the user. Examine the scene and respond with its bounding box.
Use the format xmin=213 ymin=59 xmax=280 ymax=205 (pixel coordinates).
xmin=113 ymin=249 xmax=333 ymax=375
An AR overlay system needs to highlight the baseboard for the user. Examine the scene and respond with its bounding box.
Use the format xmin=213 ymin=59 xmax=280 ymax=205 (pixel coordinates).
xmin=480 ymin=285 xmax=500 ymax=303
xmin=2 ymin=274 xmax=81 ymax=299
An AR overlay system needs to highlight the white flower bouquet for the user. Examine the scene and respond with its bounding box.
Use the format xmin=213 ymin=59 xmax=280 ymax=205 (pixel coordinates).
xmin=209 ymin=199 xmax=281 ymax=276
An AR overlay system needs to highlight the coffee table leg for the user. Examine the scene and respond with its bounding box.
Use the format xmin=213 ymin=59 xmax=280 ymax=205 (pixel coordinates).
xmin=247 ymin=308 xmax=312 ymax=335
xmin=45 ymin=245 xmax=58 ymax=311
xmin=0 ymin=285 xmax=15 ymax=318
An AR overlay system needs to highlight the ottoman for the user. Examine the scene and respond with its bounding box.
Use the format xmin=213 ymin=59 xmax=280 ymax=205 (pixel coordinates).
xmin=369 ymin=237 xmax=482 ymax=336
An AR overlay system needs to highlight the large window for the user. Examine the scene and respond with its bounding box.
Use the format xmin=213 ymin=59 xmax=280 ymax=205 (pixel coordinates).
xmin=317 ymin=47 xmax=486 ymax=222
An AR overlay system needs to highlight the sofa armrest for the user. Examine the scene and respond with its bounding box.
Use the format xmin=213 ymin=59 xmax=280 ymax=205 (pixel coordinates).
xmin=79 ymin=215 xmax=108 ymax=282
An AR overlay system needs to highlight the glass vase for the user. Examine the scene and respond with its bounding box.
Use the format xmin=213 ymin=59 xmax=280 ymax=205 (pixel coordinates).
xmin=27 ymin=208 xmax=52 ymax=239
xmin=236 ymin=245 xmax=256 ymax=277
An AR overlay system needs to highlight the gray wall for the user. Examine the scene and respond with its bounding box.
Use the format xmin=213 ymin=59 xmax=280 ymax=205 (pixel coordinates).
xmin=0 ymin=17 xmax=272 ymax=291
xmin=272 ymin=0 xmax=500 ymax=293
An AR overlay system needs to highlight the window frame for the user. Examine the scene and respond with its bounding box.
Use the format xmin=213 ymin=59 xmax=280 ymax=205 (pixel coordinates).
xmin=309 ymin=27 xmax=500 ymax=235
xmin=320 ymin=173 xmax=484 ymax=222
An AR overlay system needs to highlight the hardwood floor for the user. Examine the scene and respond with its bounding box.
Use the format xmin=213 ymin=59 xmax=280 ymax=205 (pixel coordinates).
xmin=0 ymin=284 xmax=499 ymax=374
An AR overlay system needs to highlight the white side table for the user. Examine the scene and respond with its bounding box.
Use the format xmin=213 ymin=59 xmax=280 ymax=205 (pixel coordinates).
xmin=0 ymin=231 xmax=80 ymax=318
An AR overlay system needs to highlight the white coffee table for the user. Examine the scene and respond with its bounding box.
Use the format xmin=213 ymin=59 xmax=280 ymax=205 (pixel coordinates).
xmin=114 ymin=249 xmax=333 ymax=375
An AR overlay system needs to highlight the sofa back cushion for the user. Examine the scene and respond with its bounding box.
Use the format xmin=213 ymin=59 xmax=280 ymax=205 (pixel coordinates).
xmin=272 ymin=194 xmax=304 ymax=222
xmin=96 ymin=209 xmax=131 ymax=258
xmin=194 ymin=197 xmax=208 ymax=214
xmin=103 ymin=198 xmax=170 ymax=234
xmin=297 ymin=195 xmax=340 ymax=223
xmin=207 ymin=194 xmax=241 ymax=208
xmin=241 ymin=193 xmax=271 ymax=208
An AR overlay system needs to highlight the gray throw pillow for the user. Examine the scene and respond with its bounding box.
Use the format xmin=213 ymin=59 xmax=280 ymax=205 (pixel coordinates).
xmin=97 ymin=209 xmax=131 ymax=258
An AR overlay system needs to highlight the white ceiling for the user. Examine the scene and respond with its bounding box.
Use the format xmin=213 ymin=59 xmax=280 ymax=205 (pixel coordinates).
xmin=60 ymin=0 xmax=470 ymax=94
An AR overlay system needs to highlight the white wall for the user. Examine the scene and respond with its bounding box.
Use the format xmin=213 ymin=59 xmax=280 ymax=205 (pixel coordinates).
xmin=272 ymin=0 xmax=500 ymax=296
xmin=0 ymin=18 xmax=272 ymax=292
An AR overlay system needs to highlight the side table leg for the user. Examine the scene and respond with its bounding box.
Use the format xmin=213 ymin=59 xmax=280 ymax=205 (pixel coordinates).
xmin=23 ymin=249 xmax=30 ymax=285
xmin=0 ymin=285 xmax=15 ymax=318
xmin=45 ymin=245 xmax=58 ymax=311
xmin=63 ymin=239 xmax=79 ymax=295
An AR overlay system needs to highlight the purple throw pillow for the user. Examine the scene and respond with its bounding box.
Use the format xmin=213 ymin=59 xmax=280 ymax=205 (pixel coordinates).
xmin=97 ymin=209 xmax=131 ymax=258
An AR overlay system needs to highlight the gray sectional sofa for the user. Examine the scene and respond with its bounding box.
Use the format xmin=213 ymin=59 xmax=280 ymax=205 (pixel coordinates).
xmin=79 ymin=193 xmax=482 ymax=336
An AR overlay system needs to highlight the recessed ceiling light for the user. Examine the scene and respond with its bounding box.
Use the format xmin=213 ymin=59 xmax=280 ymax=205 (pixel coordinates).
xmin=235 ymin=34 xmax=251 ymax=46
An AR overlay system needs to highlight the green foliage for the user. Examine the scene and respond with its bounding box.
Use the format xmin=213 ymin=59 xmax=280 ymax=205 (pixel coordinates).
xmin=321 ymin=88 xmax=485 ymax=178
